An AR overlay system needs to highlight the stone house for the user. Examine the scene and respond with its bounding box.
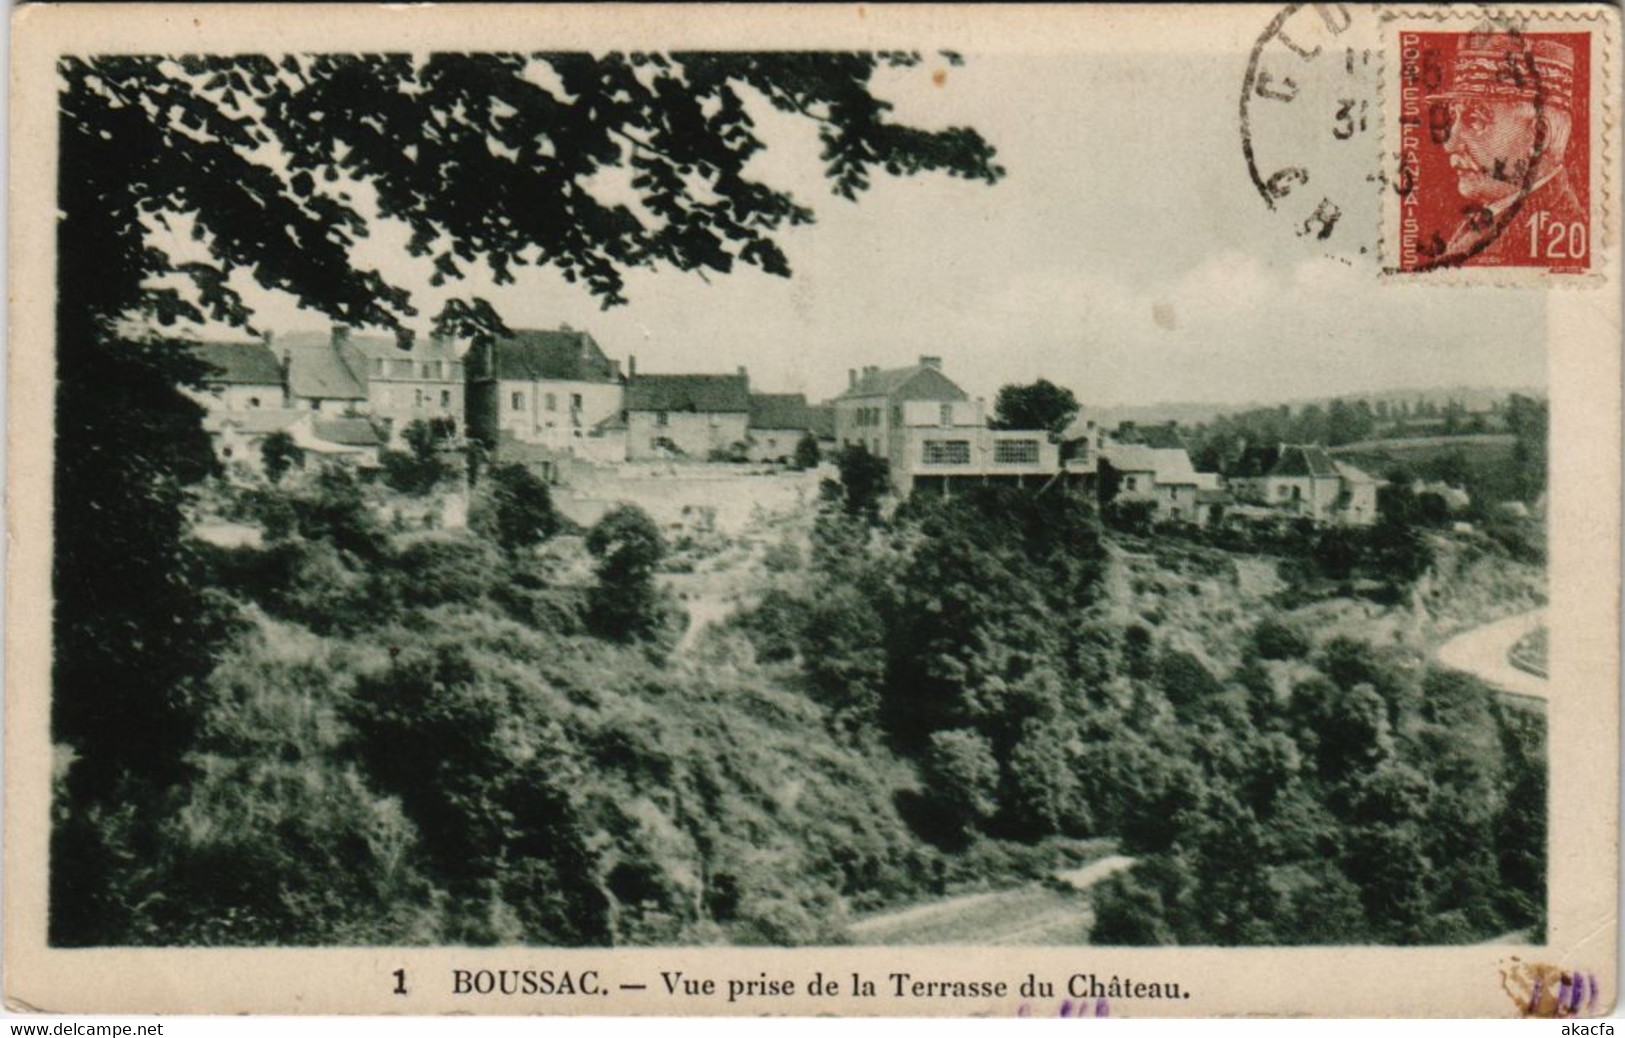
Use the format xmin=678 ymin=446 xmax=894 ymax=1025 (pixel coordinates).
xmin=623 ymin=370 xmax=751 ymax=460
xmin=746 ymin=393 xmax=814 ymax=462
xmin=184 ymin=339 xmax=286 ymax=411
xmin=473 ymin=327 xmax=624 ymax=452
xmin=1229 ymin=443 xmax=1378 ymax=526
xmin=834 ymin=356 xmax=1066 ymax=496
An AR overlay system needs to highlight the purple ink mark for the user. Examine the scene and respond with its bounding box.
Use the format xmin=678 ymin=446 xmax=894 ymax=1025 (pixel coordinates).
xmin=1568 ymin=973 xmax=1585 ymax=1014
xmin=1589 ymin=974 xmax=1600 ymax=1011
xmin=1529 ymin=973 xmax=1545 ymax=1015
xmin=1095 ymin=998 xmax=1110 ymax=1017
xmin=1016 ymin=1002 xmax=1032 ymax=1018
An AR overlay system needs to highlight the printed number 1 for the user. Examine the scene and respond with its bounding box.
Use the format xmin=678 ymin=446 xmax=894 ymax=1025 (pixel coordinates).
xmin=393 ymin=968 xmax=408 ymax=995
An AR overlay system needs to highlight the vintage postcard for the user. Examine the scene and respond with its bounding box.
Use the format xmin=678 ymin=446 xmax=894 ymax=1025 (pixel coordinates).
xmin=6 ymin=1 xmax=1620 ymax=1020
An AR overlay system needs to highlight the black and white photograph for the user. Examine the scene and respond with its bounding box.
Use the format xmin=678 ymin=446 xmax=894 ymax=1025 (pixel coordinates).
xmin=6 ymin=1 xmax=1619 ymax=1020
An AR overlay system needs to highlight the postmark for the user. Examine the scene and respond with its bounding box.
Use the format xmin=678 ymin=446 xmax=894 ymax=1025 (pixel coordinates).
xmin=1240 ymin=3 xmax=1615 ymax=283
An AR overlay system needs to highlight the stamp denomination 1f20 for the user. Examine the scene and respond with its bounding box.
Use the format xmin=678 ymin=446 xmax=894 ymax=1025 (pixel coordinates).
xmin=1394 ymin=28 xmax=1593 ymax=273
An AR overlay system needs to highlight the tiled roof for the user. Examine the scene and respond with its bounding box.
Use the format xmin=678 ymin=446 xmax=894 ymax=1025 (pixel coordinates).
xmin=836 ymin=364 xmax=968 ymax=402
xmin=1116 ymin=422 xmax=1186 ymax=450
xmin=276 ymin=332 xmax=367 ymax=401
xmin=1101 ymin=443 xmax=1160 ymax=473
xmin=1231 ymin=443 xmax=1340 ymax=480
xmin=806 ymin=404 xmax=836 ymax=439
xmin=492 ymin=328 xmax=619 ymax=383
xmin=1332 ymin=460 xmax=1380 ymax=485
xmin=625 ymin=373 xmax=749 ymax=413
xmin=1149 ymin=448 xmax=1200 ymax=485
xmin=186 ymin=340 xmax=284 ymax=386
xmin=313 ymin=416 xmax=384 ymax=447
xmin=748 ymin=393 xmax=811 ymax=430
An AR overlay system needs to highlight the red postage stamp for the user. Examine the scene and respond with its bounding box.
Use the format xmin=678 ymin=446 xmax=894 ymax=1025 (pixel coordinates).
xmin=1394 ymin=28 xmax=1593 ymax=274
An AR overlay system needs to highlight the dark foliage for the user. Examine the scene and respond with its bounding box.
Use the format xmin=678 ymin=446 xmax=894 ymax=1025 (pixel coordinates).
xmin=472 ymin=462 xmax=560 ymax=552
xmin=990 ymin=378 xmax=1079 ymax=435
xmin=260 ymin=430 xmax=303 ymax=484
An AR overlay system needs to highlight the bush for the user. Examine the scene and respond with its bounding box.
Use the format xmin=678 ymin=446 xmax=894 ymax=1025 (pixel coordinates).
xmin=761 ymin=538 xmax=801 ymax=573
xmin=586 ymin=504 xmax=668 ymax=643
xmin=1253 ymin=617 xmax=1311 ymax=660
xmin=391 ymin=536 xmax=504 ymax=611
xmin=471 ymin=463 xmax=559 ymax=552
xmin=793 ymin=432 xmax=821 ymax=470
xmin=834 ymin=446 xmax=890 ymax=521
xmin=260 ymin=430 xmax=304 ymax=484
xmin=924 ymin=729 xmax=1001 ymax=839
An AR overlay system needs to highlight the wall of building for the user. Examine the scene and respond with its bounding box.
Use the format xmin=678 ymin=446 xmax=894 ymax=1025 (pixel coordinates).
xmin=368 ymin=377 xmax=465 ymax=440
xmin=833 ymin=396 xmax=891 ymax=456
xmin=498 ymin=379 xmax=623 ymax=448
xmin=626 ymin=411 xmax=749 ymax=460
xmin=203 ymin=383 xmax=285 ymax=411
xmin=894 ymin=427 xmax=1057 ymax=496
xmin=746 ymin=427 xmax=806 ymax=463
xmin=1339 ymin=484 xmax=1379 ymax=526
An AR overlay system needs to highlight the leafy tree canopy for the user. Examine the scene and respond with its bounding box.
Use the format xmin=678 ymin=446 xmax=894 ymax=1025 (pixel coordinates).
xmin=991 ymin=378 xmax=1079 ymax=435
xmin=62 ymin=51 xmax=1005 ymax=337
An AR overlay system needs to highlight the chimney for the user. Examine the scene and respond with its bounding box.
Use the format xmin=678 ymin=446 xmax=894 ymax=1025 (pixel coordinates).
xmin=628 ymin=354 xmax=637 ymax=379
xmin=560 ymin=322 xmax=573 ymax=332
xmin=331 ymin=325 xmax=351 ymax=348
xmin=394 ymin=327 xmax=416 ymax=351
xmin=260 ymin=330 xmax=274 ymax=347
xmin=919 ymin=355 xmax=942 ymax=370
xmin=848 ymin=368 xmax=857 ymax=389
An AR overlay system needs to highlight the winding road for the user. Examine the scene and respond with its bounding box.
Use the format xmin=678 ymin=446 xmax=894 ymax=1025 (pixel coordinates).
xmin=1434 ymin=609 xmax=1547 ymax=702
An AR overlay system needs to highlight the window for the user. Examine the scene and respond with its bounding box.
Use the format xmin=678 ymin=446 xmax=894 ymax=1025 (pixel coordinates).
xmin=571 ymin=393 xmax=583 ymax=412
xmin=415 ymin=389 xmax=426 ymax=408
xmin=923 ymin=440 xmax=971 ymax=465
xmin=419 ymin=363 xmax=433 ymax=379
xmin=892 ymin=406 xmax=902 ymax=426
xmin=940 ymin=404 xmax=953 ymax=427
xmin=994 ymin=439 xmax=1039 ymax=465
xmin=247 ymin=397 xmax=261 ymax=409
xmin=1124 ymin=476 xmax=1138 ymax=491
xmin=656 ymin=411 xmax=669 ymax=427
xmin=441 ymin=390 xmax=452 ymax=407
xmin=511 ymin=391 xmax=524 ymax=411
xmin=545 ymin=393 xmax=557 ymax=412
xmin=372 ymin=358 xmax=384 ymax=375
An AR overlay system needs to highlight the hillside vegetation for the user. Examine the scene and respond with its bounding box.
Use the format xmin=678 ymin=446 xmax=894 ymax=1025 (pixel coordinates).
xmin=53 ymin=464 xmax=1546 ymax=947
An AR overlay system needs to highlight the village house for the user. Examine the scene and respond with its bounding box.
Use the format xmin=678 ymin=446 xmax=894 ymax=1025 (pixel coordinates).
xmin=1228 ymin=443 xmax=1379 ymax=526
xmin=834 ymin=356 xmax=1075 ymax=496
xmin=746 ymin=393 xmax=814 ymax=463
xmin=276 ymin=330 xmax=369 ymax=415
xmin=276 ymin=328 xmax=464 ymax=441
xmin=1101 ymin=443 xmax=1224 ymax=525
xmin=622 ymin=368 xmax=751 ymax=460
xmin=203 ymin=409 xmax=381 ymax=476
xmin=477 ymin=327 xmax=624 ymax=452
xmin=183 ymin=339 xmax=287 ymax=411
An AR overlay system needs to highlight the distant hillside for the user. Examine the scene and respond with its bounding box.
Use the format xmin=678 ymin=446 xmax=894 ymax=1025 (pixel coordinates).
xmin=1085 ymin=386 xmax=1545 ymax=429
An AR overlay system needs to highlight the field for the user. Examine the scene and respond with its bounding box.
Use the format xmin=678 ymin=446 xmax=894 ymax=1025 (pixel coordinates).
xmin=1330 ymin=435 xmax=1521 ymax=498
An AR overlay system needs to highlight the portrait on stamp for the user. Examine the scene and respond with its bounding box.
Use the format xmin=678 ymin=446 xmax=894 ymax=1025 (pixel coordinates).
xmin=1398 ymin=29 xmax=1592 ymax=272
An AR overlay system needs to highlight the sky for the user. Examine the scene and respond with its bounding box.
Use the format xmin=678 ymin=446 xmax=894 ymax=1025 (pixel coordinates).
xmin=200 ymin=50 xmax=1548 ymax=411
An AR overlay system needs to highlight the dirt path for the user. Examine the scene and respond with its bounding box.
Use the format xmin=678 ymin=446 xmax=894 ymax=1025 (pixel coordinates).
xmin=847 ymin=855 xmax=1136 ymax=946
xmin=1435 ymin=609 xmax=1547 ymax=702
